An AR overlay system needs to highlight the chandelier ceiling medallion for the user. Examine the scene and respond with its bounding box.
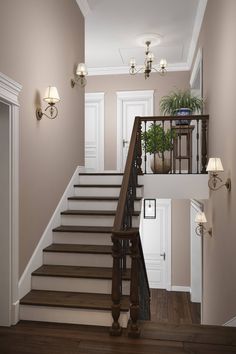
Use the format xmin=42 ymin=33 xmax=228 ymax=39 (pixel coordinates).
xmin=129 ymin=34 xmax=167 ymax=79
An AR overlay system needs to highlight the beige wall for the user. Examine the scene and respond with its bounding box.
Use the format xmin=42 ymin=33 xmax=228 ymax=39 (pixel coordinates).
xmin=0 ymin=0 xmax=84 ymax=276
xmin=86 ymin=72 xmax=190 ymax=170
xmin=171 ymin=200 xmax=190 ymax=287
xmin=194 ymin=0 xmax=236 ymax=325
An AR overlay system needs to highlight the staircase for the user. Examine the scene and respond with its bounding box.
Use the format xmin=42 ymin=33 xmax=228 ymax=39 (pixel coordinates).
xmin=20 ymin=173 xmax=143 ymax=327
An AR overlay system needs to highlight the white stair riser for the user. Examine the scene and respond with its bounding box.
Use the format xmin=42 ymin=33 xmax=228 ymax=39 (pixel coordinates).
xmin=74 ymin=187 xmax=143 ymax=198
xmin=61 ymin=215 xmax=140 ymax=227
xmin=44 ymin=252 xmax=131 ymax=268
xmin=20 ymin=305 xmax=129 ymax=327
xmin=53 ymin=232 xmax=112 ymax=245
xmin=79 ymin=175 xmax=123 ymax=185
xmin=32 ymin=276 xmax=130 ymax=295
xmin=68 ymin=199 xmax=141 ymax=211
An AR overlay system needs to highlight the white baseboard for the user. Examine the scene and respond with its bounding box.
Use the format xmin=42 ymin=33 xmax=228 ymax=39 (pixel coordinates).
xmin=224 ymin=316 xmax=236 ymax=327
xmin=19 ymin=166 xmax=83 ymax=299
xmin=171 ymin=286 xmax=191 ymax=292
xmin=11 ymin=300 xmax=19 ymax=325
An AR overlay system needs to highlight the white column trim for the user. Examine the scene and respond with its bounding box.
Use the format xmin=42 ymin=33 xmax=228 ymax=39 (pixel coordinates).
xmin=0 ymin=72 xmax=22 ymax=325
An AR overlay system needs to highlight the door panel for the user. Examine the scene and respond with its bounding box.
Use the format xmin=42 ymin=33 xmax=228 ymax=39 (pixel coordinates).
xmin=117 ymin=91 xmax=153 ymax=172
xmin=140 ymin=199 xmax=171 ymax=289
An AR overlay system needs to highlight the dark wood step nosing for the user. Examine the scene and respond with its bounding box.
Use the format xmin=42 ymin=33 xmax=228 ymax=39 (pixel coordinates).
xmin=68 ymin=196 xmax=142 ymax=201
xmin=43 ymin=244 xmax=112 ymax=255
xmin=74 ymin=184 xmax=144 ymax=188
xmin=79 ymin=173 xmax=124 ymax=176
xmin=52 ymin=226 xmax=113 ymax=233
xmin=60 ymin=210 xmax=140 ymax=216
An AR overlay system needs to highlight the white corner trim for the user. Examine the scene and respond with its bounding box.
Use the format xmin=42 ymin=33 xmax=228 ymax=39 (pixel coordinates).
xmin=88 ymin=63 xmax=190 ymax=76
xmin=18 ymin=166 xmax=83 ymax=299
xmin=76 ymin=0 xmax=91 ymax=17
xmin=171 ymin=286 xmax=191 ymax=292
xmin=190 ymin=48 xmax=202 ymax=88
xmin=224 ymin=316 xmax=236 ymax=327
xmin=187 ymin=0 xmax=208 ymax=69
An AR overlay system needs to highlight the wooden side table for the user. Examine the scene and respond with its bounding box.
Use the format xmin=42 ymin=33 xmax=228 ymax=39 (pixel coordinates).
xmin=173 ymin=125 xmax=195 ymax=173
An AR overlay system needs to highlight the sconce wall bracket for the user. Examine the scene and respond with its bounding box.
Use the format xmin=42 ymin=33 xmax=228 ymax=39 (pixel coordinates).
xmin=208 ymin=173 xmax=231 ymax=191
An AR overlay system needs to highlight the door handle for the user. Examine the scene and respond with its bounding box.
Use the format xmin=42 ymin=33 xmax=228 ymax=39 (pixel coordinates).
xmin=123 ymin=139 xmax=129 ymax=147
xmin=160 ymin=252 xmax=166 ymax=261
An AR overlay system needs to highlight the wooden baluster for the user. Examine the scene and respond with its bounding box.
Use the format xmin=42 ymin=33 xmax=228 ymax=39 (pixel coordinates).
xmin=128 ymin=235 xmax=140 ymax=338
xmin=178 ymin=128 xmax=182 ymax=174
xmin=170 ymin=120 xmax=173 ymax=174
xmin=201 ymin=118 xmax=208 ymax=173
xmin=110 ymin=235 xmax=122 ymax=336
xmin=162 ymin=120 xmax=165 ymax=173
xmin=196 ymin=119 xmax=199 ymax=174
xmin=144 ymin=120 xmax=147 ymax=174
xmin=136 ymin=118 xmax=143 ymax=175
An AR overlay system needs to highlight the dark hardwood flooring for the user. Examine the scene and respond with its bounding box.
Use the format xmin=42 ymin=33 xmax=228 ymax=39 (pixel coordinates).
xmin=1 ymin=320 xmax=236 ymax=354
xmin=150 ymin=289 xmax=200 ymax=325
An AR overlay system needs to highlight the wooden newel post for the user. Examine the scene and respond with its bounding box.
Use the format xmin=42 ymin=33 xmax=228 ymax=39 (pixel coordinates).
xmin=136 ymin=118 xmax=143 ymax=175
xmin=110 ymin=235 xmax=122 ymax=336
xmin=128 ymin=236 xmax=141 ymax=338
xmin=201 ymin=118 xmax=208 ymax=173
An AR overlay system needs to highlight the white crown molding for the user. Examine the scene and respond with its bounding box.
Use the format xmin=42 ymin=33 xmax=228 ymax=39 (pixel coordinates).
xmin=187 ymin=0 xmax=208 ymax=69
xmin=76 ymin=0 xmax=91 ymax=17
xmin=88 ymin=62 xmax=190 ymax=76
xmin=0 ymin=72 xmax=22 ymax=106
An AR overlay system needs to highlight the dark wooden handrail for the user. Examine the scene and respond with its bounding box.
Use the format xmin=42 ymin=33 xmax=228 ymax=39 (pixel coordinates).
xmin=139 ymin=114 xmax=209 ymax=122
xmin=110 ymin=117 xmax=150 ymax=338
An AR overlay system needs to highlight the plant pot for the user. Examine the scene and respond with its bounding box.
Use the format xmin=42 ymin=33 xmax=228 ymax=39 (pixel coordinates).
xmin=150 ymin=154 xmax=171 ymax=174
xmin=175 ymin=108 xmax=192 ymax=125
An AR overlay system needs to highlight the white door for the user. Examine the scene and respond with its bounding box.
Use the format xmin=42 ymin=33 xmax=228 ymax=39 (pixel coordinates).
xmin=140 ymin=199 xmax=171 ymax=289
xmin=85 ymin=93 xmax=104 ymax=172
xmin=190 ymin=199 xmax=202 ymax=304
xmin=116 ymin=90 xmax=154 ymax=172
xmin=0 ymin=101 xmax=11 ymax=326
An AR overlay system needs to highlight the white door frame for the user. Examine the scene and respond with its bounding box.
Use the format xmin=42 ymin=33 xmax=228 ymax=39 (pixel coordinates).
xmin=190 ymin=199 xmax=203 ymax=320
xmin=116 ymin=90 xmax=154 ymax=172
xmin=0 ymin=72 xmax=22 ymax=325
xmin=85 ymin=92 xmax=105 ymax=172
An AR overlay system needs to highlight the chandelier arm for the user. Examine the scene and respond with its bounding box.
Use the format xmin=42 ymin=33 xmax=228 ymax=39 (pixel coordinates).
xmin=44 ymin=105 xmax=58 ymax=119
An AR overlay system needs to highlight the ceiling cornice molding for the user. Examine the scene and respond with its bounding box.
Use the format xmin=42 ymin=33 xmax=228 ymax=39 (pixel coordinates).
xmin=187 ymin=0 xmax=208 ymax=70
xmin=76 ymin=0 xmax=91 ymax=17
xmin=88 ymin=63 xmax=190 ymax=76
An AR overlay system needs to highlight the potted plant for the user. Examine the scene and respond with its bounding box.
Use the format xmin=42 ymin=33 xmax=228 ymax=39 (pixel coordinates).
xmin=141 ymin=123 xmax=175 ymax=173
xmin=160 ymin=89 xmax=203 ymax=125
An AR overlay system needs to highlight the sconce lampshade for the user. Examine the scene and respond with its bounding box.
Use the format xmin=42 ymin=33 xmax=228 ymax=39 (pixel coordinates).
xmin=76 ymin=63 xmax=88 ymax=76
xmin=195 ymin=211 xmax=207 ymax=224
xmin=160 ymin=58 xmax=167 ymax=68
xmin=43 ymin=86 xmax=60 ymax=104
xmin=206 ymin=158 xmax=224 ymax=172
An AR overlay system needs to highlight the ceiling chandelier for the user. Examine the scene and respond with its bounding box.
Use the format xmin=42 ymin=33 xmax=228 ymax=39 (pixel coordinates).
xmin=129 ymin=41 xmax=167 ymax=79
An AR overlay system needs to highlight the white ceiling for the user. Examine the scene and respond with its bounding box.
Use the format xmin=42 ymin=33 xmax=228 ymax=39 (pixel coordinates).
xmin=77 ymin=0 xmax=207 ymax=74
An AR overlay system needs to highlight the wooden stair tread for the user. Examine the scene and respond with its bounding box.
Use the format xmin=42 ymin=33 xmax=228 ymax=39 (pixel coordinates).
xmin=20 ymin=290 xmax=129 ymax=311
xmin=61 ymin=209 xmax=140 ymax=216
xmin=32 ymin=265 xmax=131 ymax=280
xmin=68 ymin=196 xmax=142 ymax=201
xmin=52 ymin=225 xmax=113 ymax=233
xmin=44 ymin=244 xmax=112 ymax=254
xmin=74 ymin=184 xmax=143 ymax=188
xmin=79 ymin=173 xmax=124 ymax=176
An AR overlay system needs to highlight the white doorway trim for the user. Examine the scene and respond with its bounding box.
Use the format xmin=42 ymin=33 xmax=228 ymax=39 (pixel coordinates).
xmin=116 ymin=90 xmax=154 ymax=172
xmin=85 ymin=92 xmax=104 ymax=172
xmin=0 ymin=72 xmax=22 ymax=325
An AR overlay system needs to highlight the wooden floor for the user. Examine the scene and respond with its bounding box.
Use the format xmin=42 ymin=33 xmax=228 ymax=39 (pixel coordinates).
xmin=1 ymin=320 xmax=236 ymax=353
xmin=0 ymin=290 xmax=235 ymax=353
xmin=150 ymin=289 xmax=200 ymax=324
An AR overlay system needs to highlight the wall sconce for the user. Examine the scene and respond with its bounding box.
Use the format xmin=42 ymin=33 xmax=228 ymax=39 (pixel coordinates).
xmin=206 ymin=158 xmax=231 ymax=191
xmin=71 ymin=63 xmax=88 ymax=88
xmin=195 ymin=212 xmax=212 ymax=236
xmin=36 ymin=86 xmax=60 ymax=120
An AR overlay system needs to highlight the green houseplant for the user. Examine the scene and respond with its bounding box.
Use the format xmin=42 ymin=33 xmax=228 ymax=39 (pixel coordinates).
xmin=141 ymin=123 xmax=175 ymax=173
xmin=160 ymin=89 xmax=203 ymax=125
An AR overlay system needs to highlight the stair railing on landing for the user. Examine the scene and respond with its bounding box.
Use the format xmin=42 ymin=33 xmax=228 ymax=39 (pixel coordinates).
xmin=110 ymin=117 xmax=150 ymax=338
